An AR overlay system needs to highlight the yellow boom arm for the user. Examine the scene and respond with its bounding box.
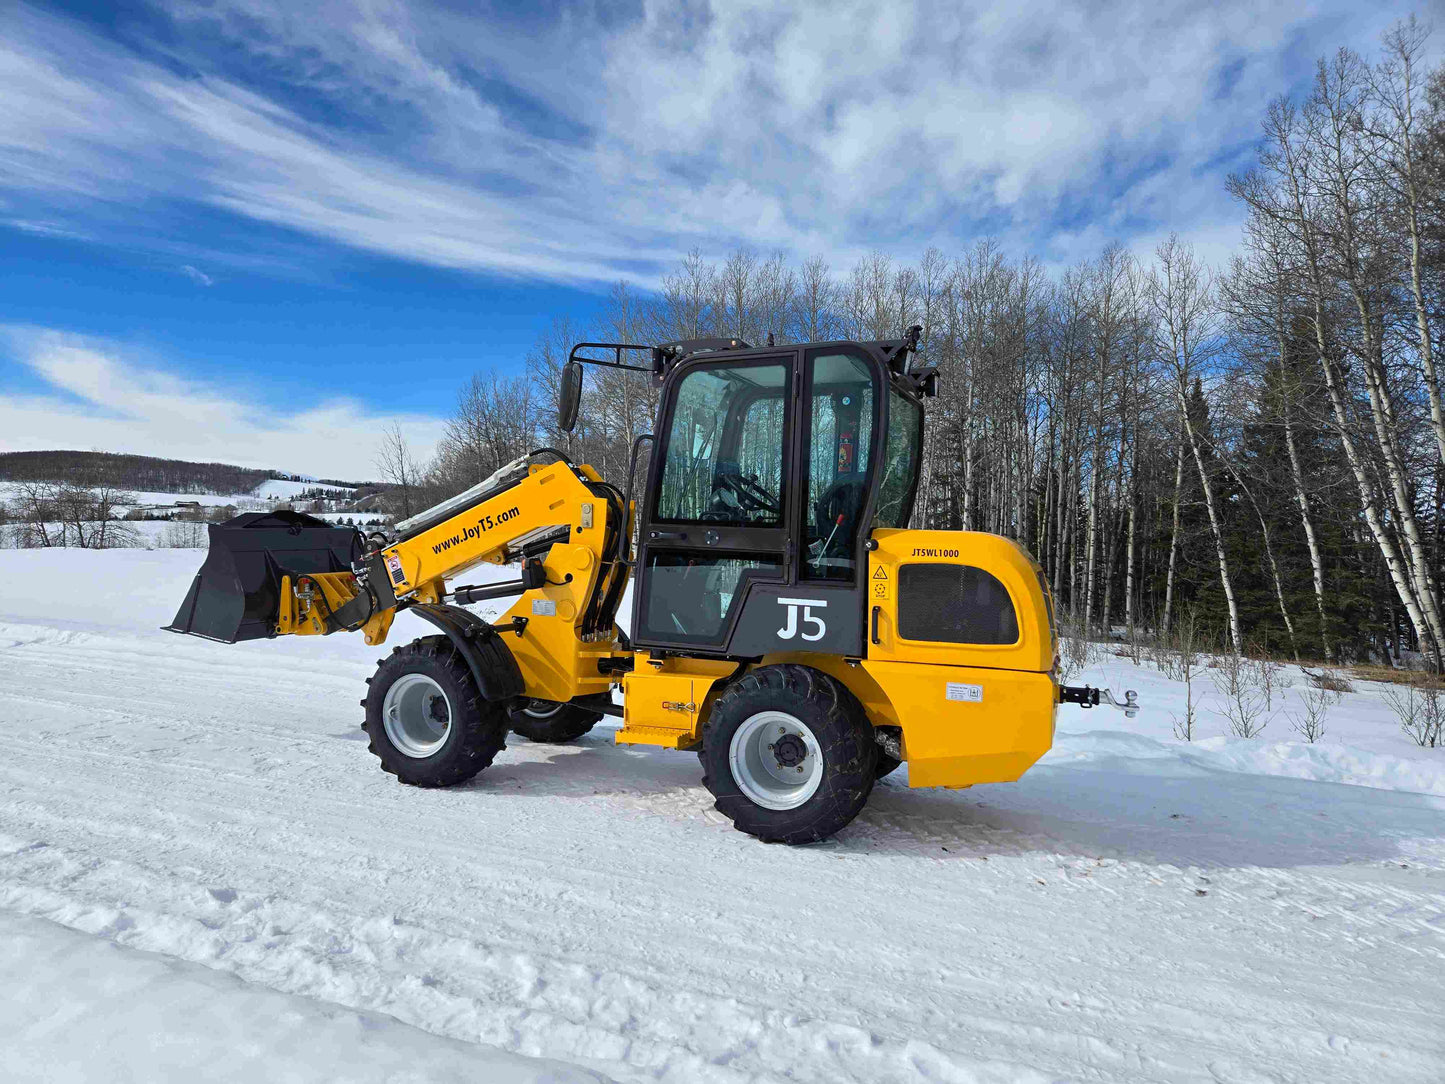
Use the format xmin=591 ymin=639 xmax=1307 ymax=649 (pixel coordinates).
xmin=274 ymin=454 xmax=629 ymax=705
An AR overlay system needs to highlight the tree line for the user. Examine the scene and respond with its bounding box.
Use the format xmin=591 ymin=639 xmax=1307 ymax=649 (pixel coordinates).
xmin=0 ymin=451 xmax=371 ymax=496
xmin=0 ymin=481 xmax=141 ymax=549
xmin=0 ymin=451 xmax=269 ymax=495
xmin=378 ymin=19 xmax=1445 ymax=667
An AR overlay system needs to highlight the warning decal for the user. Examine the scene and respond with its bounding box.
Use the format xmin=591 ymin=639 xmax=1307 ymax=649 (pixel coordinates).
xmin=384 ymin=552 xmax=407 ymax=586
xmin=872 ymin=566 xmax=888 ymax=579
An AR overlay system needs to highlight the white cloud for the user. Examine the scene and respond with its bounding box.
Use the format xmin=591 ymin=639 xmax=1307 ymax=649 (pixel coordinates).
xmin=3 ymin=218 xmax=90 ymax=240
xmin=0 ymin=0 xmax=1426 ymax=283
xmin=0 ymin=327 xmax=446 ymax=480
xmin=180 ymin=265 xmax=214 ymax=287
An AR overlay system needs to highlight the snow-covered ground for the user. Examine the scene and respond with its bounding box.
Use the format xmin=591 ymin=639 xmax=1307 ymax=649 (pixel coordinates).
xmin=1 ymin=548 xmax=1443 ymax=1082
xmin=2 ymin=911 xmax=606 ymax=1083
xmin=115 ymin=489 xmax=269 ymax=510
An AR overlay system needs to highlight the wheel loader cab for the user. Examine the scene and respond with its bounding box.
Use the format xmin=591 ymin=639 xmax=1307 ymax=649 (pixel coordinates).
xmin=633 ymin=342 xmax=923 ymax=658
xmin=612 ymin=335 xmax=1084 ymax=840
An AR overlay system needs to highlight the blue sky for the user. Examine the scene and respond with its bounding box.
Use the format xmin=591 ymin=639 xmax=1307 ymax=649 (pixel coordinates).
xmin=0 ymin=0 xmax=1425 ymax=478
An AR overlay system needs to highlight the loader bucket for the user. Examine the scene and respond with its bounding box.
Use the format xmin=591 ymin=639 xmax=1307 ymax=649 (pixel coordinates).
xmin=165 ymin=511 xmax=363 ymax=643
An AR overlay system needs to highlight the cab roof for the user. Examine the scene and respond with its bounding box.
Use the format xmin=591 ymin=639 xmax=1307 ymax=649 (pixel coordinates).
xmin=656 ymin=335 xmax=917 ymax=377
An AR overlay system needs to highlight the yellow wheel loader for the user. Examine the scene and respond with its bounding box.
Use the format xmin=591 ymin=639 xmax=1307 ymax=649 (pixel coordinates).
xmin=167 ymin=330 xmax=1138 ymax=843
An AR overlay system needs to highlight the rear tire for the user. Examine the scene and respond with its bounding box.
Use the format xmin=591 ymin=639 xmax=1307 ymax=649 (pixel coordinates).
xmin=508 ymin=699 xmax=601 ymax=744
xmin=363 ymin=637 xmax=508 ymax=787
xmin=875 ymin=752 xmax=903 ymax=780
xmin=700 ymin=663 xmax=877 ymax=844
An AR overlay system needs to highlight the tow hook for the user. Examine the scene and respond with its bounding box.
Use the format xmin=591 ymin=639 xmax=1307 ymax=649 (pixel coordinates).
xmin=1060 ymin=685 xmax=1140 ymax=719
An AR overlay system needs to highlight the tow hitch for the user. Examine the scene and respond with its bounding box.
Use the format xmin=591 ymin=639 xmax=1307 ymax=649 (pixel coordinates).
xmin=1060 ymin=685 xmax=1140 ymax=719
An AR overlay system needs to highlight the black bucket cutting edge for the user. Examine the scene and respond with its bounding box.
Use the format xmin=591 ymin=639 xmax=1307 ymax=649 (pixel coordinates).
xmin=165 ymin=511 xmax=362 ymax=644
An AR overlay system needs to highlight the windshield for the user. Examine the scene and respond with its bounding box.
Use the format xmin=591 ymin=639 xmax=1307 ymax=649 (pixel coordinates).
xmin=873 ymin=389 xmax=922 ymax=529
xmin=655 ymin=362 xmax=786 ymax=526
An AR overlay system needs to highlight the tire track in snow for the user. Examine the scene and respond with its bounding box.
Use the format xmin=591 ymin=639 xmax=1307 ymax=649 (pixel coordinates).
xmin=0 ymin=837 xmax=1065 ymax=1084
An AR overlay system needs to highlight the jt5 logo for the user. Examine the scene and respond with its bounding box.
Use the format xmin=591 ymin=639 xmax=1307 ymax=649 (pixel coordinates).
xmin=777 ymin=597 xmax=828 ymax=641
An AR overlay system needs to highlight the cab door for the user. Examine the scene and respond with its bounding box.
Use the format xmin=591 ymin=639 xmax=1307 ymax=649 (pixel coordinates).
xmin=631 ymin=353 xmax=796 ymax=653
xmin=715 ymin=346 xmax=888 ymax=658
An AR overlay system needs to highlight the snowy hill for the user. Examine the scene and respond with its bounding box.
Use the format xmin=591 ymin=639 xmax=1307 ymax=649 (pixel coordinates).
xmin=0 ymin=479 xmax=358 ymax=507
xmin=0 ymin=475 xmax=389 ymax=540
xmin=1 ymin=548 xmax=1442 ymax=1082
xmin=0 ymin=450 xmax=372 ymax=497
xmin=252 ymin=478 xmax=355 ymax=501
xmin=0 ymin=449 xmax=384 ymax=536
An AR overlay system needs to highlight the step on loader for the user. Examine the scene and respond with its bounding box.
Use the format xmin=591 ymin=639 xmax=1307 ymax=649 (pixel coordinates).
xmin=167 ymin=331 xmax=1138 ymax=843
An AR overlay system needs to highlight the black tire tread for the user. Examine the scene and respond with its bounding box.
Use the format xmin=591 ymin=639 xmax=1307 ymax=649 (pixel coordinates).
xmin=362 ymin=635 xmax=508 ymax=787
xmin=699 ymin=663 xmax=876 ymax=844
xmin=508 ymin=701 xmax=601 ymax=744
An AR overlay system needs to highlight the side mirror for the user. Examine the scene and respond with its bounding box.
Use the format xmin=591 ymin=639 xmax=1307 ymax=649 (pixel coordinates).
xmin=559 ymin=360 xmax=583 ymax=433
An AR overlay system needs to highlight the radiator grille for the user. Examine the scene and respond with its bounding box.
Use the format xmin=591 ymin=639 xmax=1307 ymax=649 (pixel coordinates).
xmin=898 ymin=564 xmax=1019 ymax=645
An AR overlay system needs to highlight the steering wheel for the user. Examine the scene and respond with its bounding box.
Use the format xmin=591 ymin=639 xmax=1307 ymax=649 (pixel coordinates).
xmin=716 ymin=469 xmax=781 ymax=517
xmin=813 ymin=479 xmax=866 ymax=555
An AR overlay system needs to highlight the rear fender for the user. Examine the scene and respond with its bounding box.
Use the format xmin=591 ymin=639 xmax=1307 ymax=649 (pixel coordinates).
xmin=758 ymin=651 xmax=1056 ymax=788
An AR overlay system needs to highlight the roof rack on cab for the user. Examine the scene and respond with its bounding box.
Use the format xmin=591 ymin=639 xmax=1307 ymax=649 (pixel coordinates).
xmin=569 ymin=338 xmax=752 ymax=385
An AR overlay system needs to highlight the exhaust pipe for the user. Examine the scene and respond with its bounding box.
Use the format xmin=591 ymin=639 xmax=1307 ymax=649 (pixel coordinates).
xmin=165 ymin=511 xmax=363 ymax=643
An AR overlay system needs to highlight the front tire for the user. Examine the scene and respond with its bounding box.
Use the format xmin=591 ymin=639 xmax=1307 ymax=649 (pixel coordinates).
xmin=700 ymin=664 xmax=877 ymax=844
xmin=508 ymin=699 xmax=601 ymax=744
xmin=363 ymin=637 xmax=508 ymax=787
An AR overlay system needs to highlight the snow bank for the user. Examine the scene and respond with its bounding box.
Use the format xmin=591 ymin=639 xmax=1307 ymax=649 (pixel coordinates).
xmin=1073 ymin=650 xmax=1445 ymax=783
xmin=1046 ymin=728 xmax=1445 ymax=797
xmin=0 ymin=911 xmax=610 ymax=1084
xmin=1190 ymin=733 xmax=1445 ymax=796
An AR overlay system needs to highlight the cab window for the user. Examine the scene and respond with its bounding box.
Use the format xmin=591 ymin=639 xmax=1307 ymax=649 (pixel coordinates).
xmin=802 ymin=352 xmax=874 ymax=581
xmin=874 ymin=389 xmax=922 ymax=529
xmin=898 ymin=564 xmax=1020 ymax=645
xmin=639 ymin=553 xmax=782 ymax=643
xmin=655 ymin=362 xmax=787 ymax=526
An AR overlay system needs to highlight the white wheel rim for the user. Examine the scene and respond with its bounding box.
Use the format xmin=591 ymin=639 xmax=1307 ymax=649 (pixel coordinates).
xmin=728 ymin=710 xmax=824 ymax=811
xmin=382 ymin=674 xmax=452 ymax=758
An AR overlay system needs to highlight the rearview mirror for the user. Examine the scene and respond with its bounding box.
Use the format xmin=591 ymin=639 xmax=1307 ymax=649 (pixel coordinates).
xmin=559 ymin=360 xmax=582 ymax=433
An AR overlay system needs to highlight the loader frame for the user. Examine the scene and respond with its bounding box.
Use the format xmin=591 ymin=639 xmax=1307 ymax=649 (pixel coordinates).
xmin=165 ymin=331 xmax=1138 ymax=845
